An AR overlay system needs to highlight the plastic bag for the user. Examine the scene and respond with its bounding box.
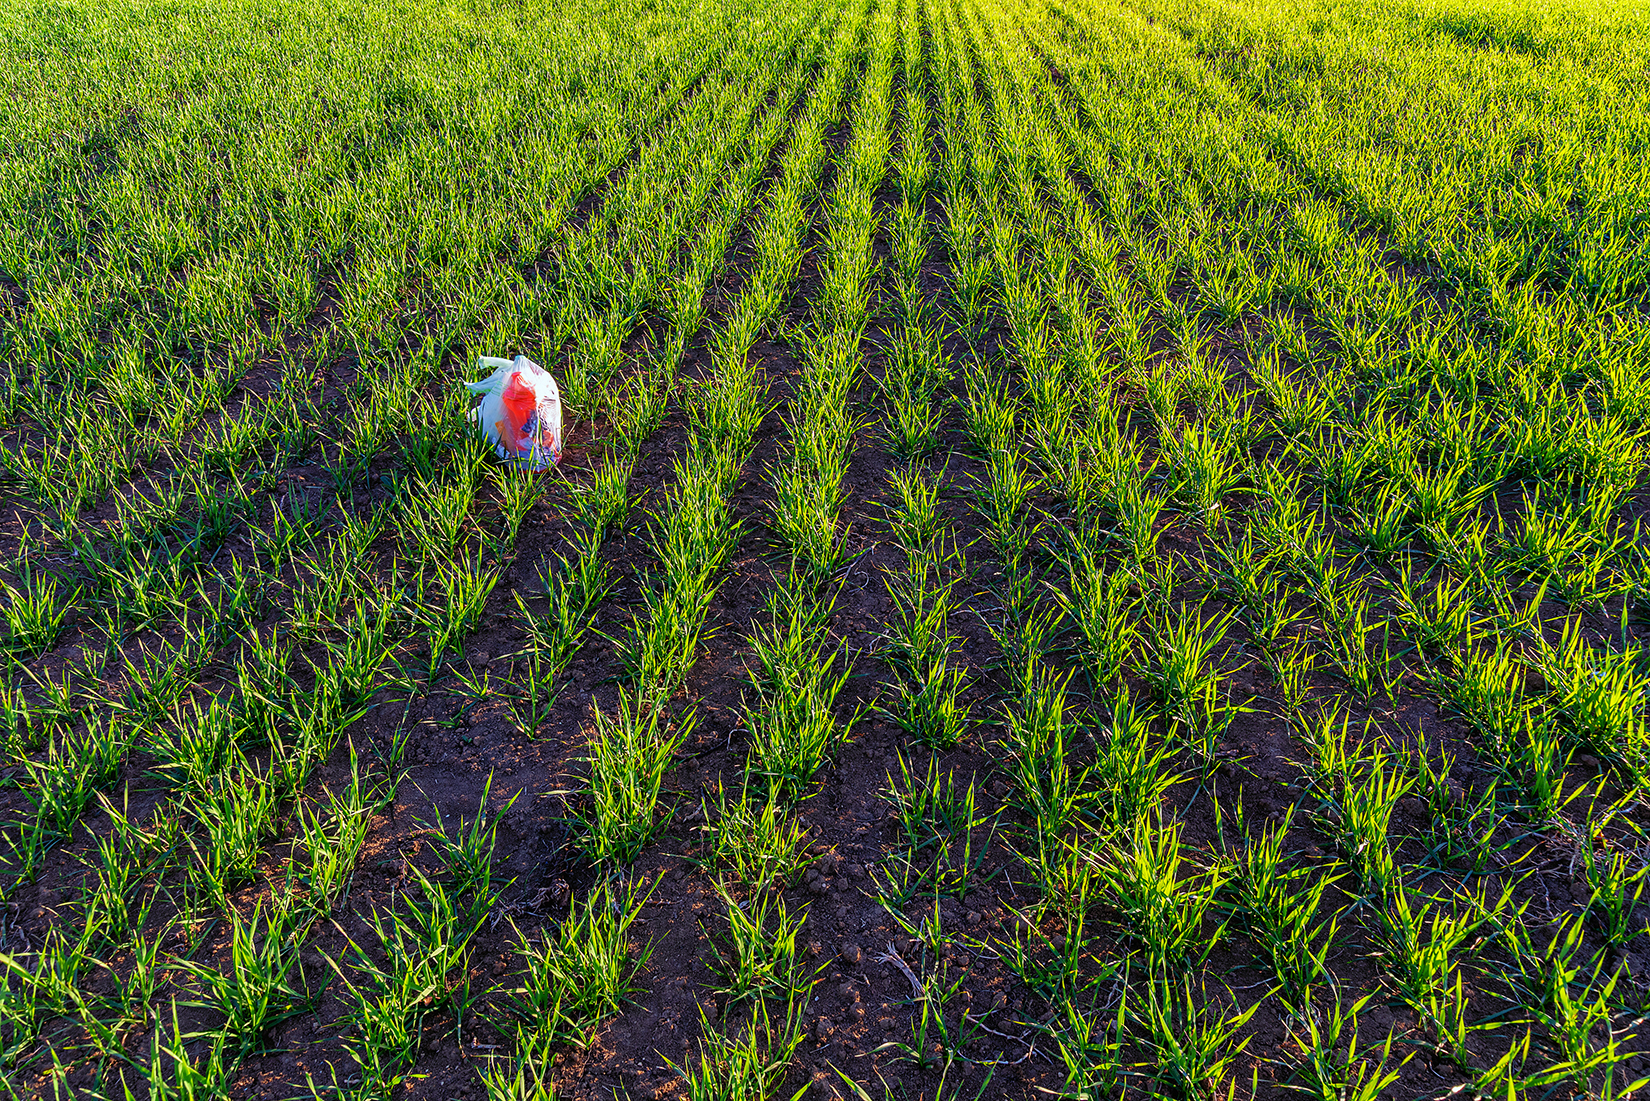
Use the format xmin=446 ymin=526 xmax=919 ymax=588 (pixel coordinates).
xmin=464 ymin=355 xmax=563 ymax=469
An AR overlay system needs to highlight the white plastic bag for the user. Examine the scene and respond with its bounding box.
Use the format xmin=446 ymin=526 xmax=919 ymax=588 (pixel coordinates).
xmin=464 ymin=355 xmax=563 ymax=470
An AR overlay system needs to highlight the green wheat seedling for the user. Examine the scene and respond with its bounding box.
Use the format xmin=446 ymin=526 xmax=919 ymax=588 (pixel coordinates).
xmin=110 ymin=1000 xmax=232 ymax=1101
xmin=884 ymin=464 xmax=947 ymax=554
xmin=81 ymin=538 xmax=193 ymax=634
xmin=512 ymin=533 xmax=612 ymax=677
xmin=1576 ymin=827 xmax=1648 ymax=950
xmin=1229 ymin=808 xmax=1343 ymax=1009
xmin=418 ymin=773 xmax=519 ymax=925
xmin=412 ymin=549 xmax=499 ymax=681
xmin=0 ymin=948 xmax=54 ymax=1066
xmin=577 ymin=690 xmax=690 ymax=866
xmin=168 ymin=903 xmax=315 ymax=1061
xmin=1252 ymin=351 xmax=1339 ymax=442
xmin=1267 ymin=644 xmax=1317 ymax=719
xmin=487 ymin=462 xmax=549 ymax=557
xmin=1384 ymin=561 xmax=1476 ymax=665
xmin=1281 ymin=992 xmax=1407 ymax=1100
xmin=882 ymin=751 xmax=996 ymax=899
xmin=1321 ymin=598 xmax=1401 ymax=707
xmin=1537 ymin=620 xmax=1650 ymax=776
xmin=1046 ymin=977 xmax=1128 ymax=1101
xmin=1093 ymin=817 xmax=1226 ymax=971
xmin=291 ymin=533 xmax=373 ymax=637
xmin=17 ymin=634 xmax=99 ymax=728
xmin=882 ymin=541 xmax=965 ymax=671
xmin=0 ymin=679 xmax=39 ymax=760
xmin=147 ymin=696 xmax=241 ymax=797
xmin=96 ymin=785 xmax=177 ymax=876
xmin=704 ymin=885 xmax=816 ymax=1007
xmin=476 ymin=1031 xmax=559 ymax=1101
xmin=667 ymin=994 xmax=808 ymax=1101
xmin=1056 ymin=538 xmax=1141 ymax=697
xmin=1000 ymin=856 xmax=1104 ymax=997
xmin=951 ymin=249 xmax=994 ymax=339
xmin=1430 ymin=778 xmax=1505 ymax=874
xmin=880 ymin=303 xmax=952 ymax=460
xmin=0 ymin=561 xmax=73 ymax=660
xmin=889 ymin=656 xmax=974 ymax=752
xmin=1465 ymin=1029 xmax=1534 ymax=1101
xmin=992 ymin=591 xmax=1067 ymax=705
xmin=1250 ymin=465 xmax=1320 ymax=567
xmin=1518 ymin=954 xmax=1644 ymax=1099
xmin=879 ymin=496 xmax=973 ymax=746
xmin=1502 ymin=913 xmax=1646 ymax=1095
xmin=1161 ymin=418 xmax=1245 ymax=529
xmin=1322 ymin=746 xmax=1414 ymax=899
xmin=617 ymin=454 xmax=742 ymax=701
xmin=79 ymin=830 xmax=152 ymax=949
xmin=744 ymin=573 xmax=858 ymax=798
xmin=1114 ymin=469 xmax=1170 ymax=564
xmin=295 ymin=762 xmax=377 ymax=916
xmin=1292 ymin=704 xmax=1368 ymax=799
xmin=1136 ymin=973 xmax=1259 ymax=1101
xmin=569 ymin=450 xmax=635 ymax=539
xmin=397 ymin=470 xmax=478 ymax=566
xmin=1372 ymin=886 xmax=1485 ymax=1018
xmin=961 ymin=362 xmax=1017 ymax=461
xmin=1140 ymin=602 xmax=1243 ymax=768
xmin=1208 ymin=529 xmax=1280 ymax=623
xmin=1003 ymin=672 xmax=1094 ymax=854
xmin=1092 ymin=686 xmax=1179 ymax=834
xmin=975 ymin=445 xmax=1040 ymax=575
xmin=769 ymin=321 xmax=859 ymax=576
xmin=504 ymin=877 xmax=655 ymax=1049
xmin=696 ymin=779 xmax=816 ymax=894
xmin=83 ymin=930 xmax=163 ymax=1062
xmin=19 ymin=714 xmax=131 ymax=844
xmin=1422 ymin=968 xmax=1483 ymax=1073
xmin=1502 ymin=488 xmax=1603 ymax=580
xmin=185 ymin=757 xmax=280 ymax=908
xmin=686 ymin=350 xmax=769 ymax=465
xmin=1405 ymin=458 xmax=1496 ymax=555
xmin=122 ymin=637 xmax=214 ymax=730
xmin=326 ymin=868 xmax=480 ymax=1090
xmin=1253 ymin=585 xmax=1308 ymax=660
xmin=873 ymin=952 xmax=980 ymax=1078
xmin=1498 ymin=712 xmax=1583 ymax=822
xmin=1348 ymin=484 xmax=1410 ymax=561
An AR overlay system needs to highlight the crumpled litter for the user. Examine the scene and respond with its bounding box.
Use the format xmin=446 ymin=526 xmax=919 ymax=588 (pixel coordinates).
xmin=464 ymin=355 xmax=563 ymax=470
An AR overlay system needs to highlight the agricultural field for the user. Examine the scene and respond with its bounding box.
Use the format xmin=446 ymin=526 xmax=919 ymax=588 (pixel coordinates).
xmin=1 ymin=0 xmax=1649 ymax=1096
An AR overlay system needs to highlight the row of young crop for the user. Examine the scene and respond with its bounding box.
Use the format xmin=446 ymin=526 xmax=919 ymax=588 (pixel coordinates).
xmin=566 ymin=0 xmax=893 ymax=1090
